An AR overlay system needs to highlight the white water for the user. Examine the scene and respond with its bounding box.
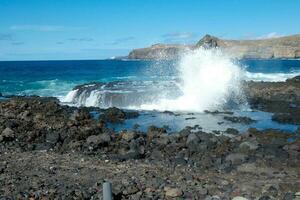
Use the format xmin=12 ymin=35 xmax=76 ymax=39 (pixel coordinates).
xmin=244 ymin=71 xmax=300 ymax=82
xmin=139 ymin=48 xmax=245 ymax=112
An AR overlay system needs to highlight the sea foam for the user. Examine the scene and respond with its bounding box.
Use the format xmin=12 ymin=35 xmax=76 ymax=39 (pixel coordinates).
xmin=139 ymin=48 xmax=245 ymax=112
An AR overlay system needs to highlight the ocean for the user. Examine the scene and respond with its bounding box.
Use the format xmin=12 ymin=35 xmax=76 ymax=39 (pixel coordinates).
xmin=1 ymin=59 xmax=300 ymax=98
xmin=1 ymin=51 xmax=300 ymax=132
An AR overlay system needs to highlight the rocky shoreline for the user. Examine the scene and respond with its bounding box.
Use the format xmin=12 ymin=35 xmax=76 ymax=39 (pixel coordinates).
xmin=1 ymin=76 xmax=300 ymax=199
xmin=0 ymin=90 xmax=299 ymax=199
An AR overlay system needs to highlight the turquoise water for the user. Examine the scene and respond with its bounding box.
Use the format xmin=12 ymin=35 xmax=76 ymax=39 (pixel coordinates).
xmin=0 ymin=59 xmax=300 ymax=97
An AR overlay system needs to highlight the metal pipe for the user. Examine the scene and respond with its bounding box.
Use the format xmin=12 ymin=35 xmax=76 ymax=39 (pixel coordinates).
xmin=103 ymin=182 xmax=112 ymax=200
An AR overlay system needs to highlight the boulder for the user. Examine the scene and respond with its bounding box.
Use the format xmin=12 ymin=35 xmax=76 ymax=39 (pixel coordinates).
xmin=186 ymin=133 xmax=200 ymax=146
xmin=164 ymin=187 xmax=182 ymax=197
xmin=147 ymin=126 xmax=166 ymax=142
xmin=86 ymin=133 xmax=111 ymax=148
xmin=239 ymin=141 xmax=259 ymax=153
xmin=1 ymin=127 xmax=15 ymax=141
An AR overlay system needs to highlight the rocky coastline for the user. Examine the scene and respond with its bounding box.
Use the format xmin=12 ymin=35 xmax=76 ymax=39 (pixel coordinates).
xmin=0 ymin=77 xmax=300 ymax=199
xmin=127 ymin=34 xmax=300 ymax=60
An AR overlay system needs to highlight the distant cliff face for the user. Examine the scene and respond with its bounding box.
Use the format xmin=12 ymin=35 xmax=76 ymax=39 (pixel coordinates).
xmin=127 ymin=34 xmax=300 ymax=59
xmin=127 ymin=44 xmax=191 ymax=60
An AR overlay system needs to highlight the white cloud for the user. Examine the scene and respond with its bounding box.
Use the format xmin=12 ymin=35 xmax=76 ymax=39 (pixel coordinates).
xmin=256 ymin=32 xmax=283 ymax=39
xmin=10 ymin=25 xmax=86 ymax=32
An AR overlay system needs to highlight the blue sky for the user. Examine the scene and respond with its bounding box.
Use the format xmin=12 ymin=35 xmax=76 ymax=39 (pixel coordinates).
xmin=0 ymin=0 xmax=299 ymax=61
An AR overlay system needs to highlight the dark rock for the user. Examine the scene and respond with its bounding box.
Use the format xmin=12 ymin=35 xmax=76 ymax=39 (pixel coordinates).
xmin=46 ymin=132 xmax=60 ymax=144
xmin=258 ymin=196 xmax=272 ymax=200
xmin=100 ymin=107 xmax=139 ymax=123
xmin=70 ymin=109 xmax=91 ymax=121
xmin=272 ymin=112 xmax=300 ymax=125
xmin=100 ymin=107 xmax=125 ymax=123
xmin=86 ymin=133 xmax=111 ymax=149
xmin=196 ymin=34 xmax=220 ymax=49
xmin=185 ymin=117 xmax=196 ymax=120
xmin=223 ymin=116 xmax=255 ymax=124
xmin=147 ymin=126 xmax=166 ymax=142
xmin=283 ymin=193 xmax=295 ymax=200
xmin=186 ymin=133 xmax=200 ymax=145
xmin=225 ymin=128 xmax=239 ymax=135
xmin=267 ymin=185 xmax=278 ymax=197
xmin=204 ymin=110 xmax=234 ymax=115
xmin=1 ymin=127 xmax=15 ymax=142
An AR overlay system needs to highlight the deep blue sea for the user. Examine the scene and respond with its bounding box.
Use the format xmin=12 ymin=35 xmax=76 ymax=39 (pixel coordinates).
xmin=0 ymin=59 xmax=300 ymax=97
xmin=0 ymin=58 xmax=300 ymax=132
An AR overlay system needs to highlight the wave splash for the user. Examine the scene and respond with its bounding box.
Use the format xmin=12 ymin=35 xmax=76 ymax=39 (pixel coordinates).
xmin=138 ymin=48 xmax=245 ymax=111
xmin=62 ymin=48 xmax=246 ymax=111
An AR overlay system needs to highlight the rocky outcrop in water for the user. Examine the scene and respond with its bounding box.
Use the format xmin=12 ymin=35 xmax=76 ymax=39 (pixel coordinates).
xmin=245 ymin=75 xmax=300 ymax=124
xmin=0 ymin=97 xmax=299 ymax=199
xmin=64 ymin=75 xmax=300 ymax=125
xmin=127 ymin=34 xmax=300 ymax=59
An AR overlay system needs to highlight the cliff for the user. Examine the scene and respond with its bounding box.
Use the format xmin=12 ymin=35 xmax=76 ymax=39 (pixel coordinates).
xmin=127 ymin=44 xmax=191 ymax=60
xmin=127 ymin=34 xmax=300 ymax=59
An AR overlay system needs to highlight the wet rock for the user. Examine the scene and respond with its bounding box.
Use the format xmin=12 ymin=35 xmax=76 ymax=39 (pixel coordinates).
xmin=272 ymin=112 xmax=300 ymax=125
xmin=225 ymin=128 xmax=239 ymax=135
xmin=204 ymin=110 xmax=234 ymax=115
xmin=100 ymin=107 xmax=139 ymax=123
xmin=100 ymin=107 xmax=126 ymax=123
xmin=224 ymin=116 xmax=255 ymax=124
xmin=164 ymin=187 xmax=182 ymax=197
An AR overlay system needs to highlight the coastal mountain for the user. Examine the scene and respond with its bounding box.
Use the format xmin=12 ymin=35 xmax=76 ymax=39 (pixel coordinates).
xmin=128 ymin=43 xmax=191 ymax=60
xmin=127 ymin=34 xmax=300 ymax=59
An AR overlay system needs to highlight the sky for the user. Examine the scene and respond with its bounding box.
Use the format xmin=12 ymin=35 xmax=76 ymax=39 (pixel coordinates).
xmin=0 ymin=0 xmax=299 ymax=61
